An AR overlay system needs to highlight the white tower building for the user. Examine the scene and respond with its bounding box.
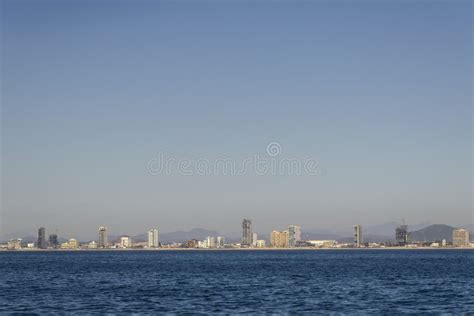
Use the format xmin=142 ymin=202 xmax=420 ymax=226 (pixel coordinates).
xmin=148 ymin=229 xmax=159 ymax=248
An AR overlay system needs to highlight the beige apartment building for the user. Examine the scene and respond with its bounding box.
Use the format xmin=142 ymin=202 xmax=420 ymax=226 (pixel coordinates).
xmin=271 ymin=230 xmax=289 ymax=248
xmin=452 ymin=229 xmax=470 ymax=247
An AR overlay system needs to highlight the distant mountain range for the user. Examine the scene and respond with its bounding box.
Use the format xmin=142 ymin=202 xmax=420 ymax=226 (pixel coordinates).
xmin=132 ymin=224 xmax=469 ymax=244
xmin=362 ymin=221 xmax=431 ymax=237
xmin=408 ymin=224 xmax=455 ymax=242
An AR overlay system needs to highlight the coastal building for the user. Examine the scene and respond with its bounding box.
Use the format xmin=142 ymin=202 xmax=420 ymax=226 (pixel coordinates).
xmin=148 ymin=229 xmax=159 ymax=248
xmin=288 ymin=225 xmax=301 ymax=247
xmin=354 ymin=225 xmax=362 ymax=247
xmin=88 ymin=241 xmax=98 ymax=249
xmin=217 ymin=236 xmax=225 ymax=248
xmin=68 ymin=238 xmax=79 ymax=249
xmin=271 ymin=230 xmax=289 ymax=248
xmin=186 ymin=239 xmax=199 ymax=248
xmin=98 ymin=226 xmax=108 ymax=248
xmin=306 ymin=240 xmax=336 ymax=248
xmin=49 ymin=234 xmax=59 ymax=249
xmin=7 ymin=239 xmax=22 ymax=250
xmin=453 ymin=229 xmax=469 ymax=247
xmin=252 ymin=233 xmax=258 ymax=247
xmin=242 ymin=219 xmax=253 ymax=246
xmin=206 ymin=236 xmax=216 ymax=248
xmin=37 ymin=227 xmax=47 ymax=249
xmin=256 ymin=240 xmax=266 ymax=248
xmin=395 ymin=224 xmax=408 ymax=246
xmin=119 ymin=236 xmax=132 ymax=248
xmin=60 ymin=238 xmax=79 ymax=249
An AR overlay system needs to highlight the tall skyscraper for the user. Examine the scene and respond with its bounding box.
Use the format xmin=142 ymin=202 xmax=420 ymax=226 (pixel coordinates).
xmin=452 ymin=229 xmax=469 ymax=247
xmin=148 ymin=229 xmax=159 ymax=248
xmin=288 ymin=225 xmax=301 ymax=247
xmin=395 ymin=224 xmax=408 ymax=246
xmin=354 ymin=225 xmax=362 ymax=247
xmin=37 ymin=227 xmax=47 ymax=249
xmin=98 ymin=226 xmax=108 ymax=249
xmin=48 ymin=234 xmax=59 ymax=249
xmin=242 ymin=219 xmax=252 ymax=246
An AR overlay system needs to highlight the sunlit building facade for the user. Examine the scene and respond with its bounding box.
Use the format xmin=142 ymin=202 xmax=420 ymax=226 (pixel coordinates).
xmin=453 ymin=229 xmax=469 ymax=247
xmin=148 ymin=229 xmax=159 ymax=248
xmin=271 ymin=230 xmax=289 ymax=248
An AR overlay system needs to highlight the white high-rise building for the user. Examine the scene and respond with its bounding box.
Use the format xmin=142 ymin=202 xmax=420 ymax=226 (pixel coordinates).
xmin=207 ymin=236 xmax=216 ymax=248
xmin=217 ymin=236 xmax=225 ymax=248
xmin=252 ymin=233 xmax=258 ymax=247
xmin=288 ymin=225 xmax=301 ymax=247
xmin=148 ymin=229 xmax=159 ymax=248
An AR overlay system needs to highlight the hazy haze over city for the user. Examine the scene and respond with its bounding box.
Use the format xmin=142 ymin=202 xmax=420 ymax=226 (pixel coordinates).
xmin=1 ymin=0 xmax=472 ymax=240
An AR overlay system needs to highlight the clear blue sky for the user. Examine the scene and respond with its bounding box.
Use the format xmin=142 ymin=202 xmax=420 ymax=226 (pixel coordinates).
xmin=1 ymin=0 xmax=472 ymax=239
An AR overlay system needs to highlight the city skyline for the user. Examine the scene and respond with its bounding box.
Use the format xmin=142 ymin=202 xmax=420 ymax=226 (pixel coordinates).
xmin=3 ymin=221 xmax=473 ymax=242
xmin=3 ymin=220 xmax=472 ymax=250
xmin=3 ymin=219 xmax=473 ymax=245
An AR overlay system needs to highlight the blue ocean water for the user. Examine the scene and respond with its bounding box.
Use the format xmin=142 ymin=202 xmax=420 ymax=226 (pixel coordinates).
xmin=0 ymin=250 xmax=473 ymax=314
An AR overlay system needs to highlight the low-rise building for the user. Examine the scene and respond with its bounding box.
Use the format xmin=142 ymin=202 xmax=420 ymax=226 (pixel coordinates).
xmin=118 ymin=236 xmax=132 ymax=248
xmin=185 ymin=239 xmax=199 ymax=248
xmin=60 ymin=238 xmax=79 ymax=249
xmin=306 ymin=240 xmax=336 ymax=248
xmin=7 ymin=239 xmax=22 ymax=250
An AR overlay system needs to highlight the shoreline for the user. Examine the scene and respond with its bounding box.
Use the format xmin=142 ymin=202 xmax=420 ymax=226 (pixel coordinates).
xmin=2 ymin=247 xmax=473 ymax=252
